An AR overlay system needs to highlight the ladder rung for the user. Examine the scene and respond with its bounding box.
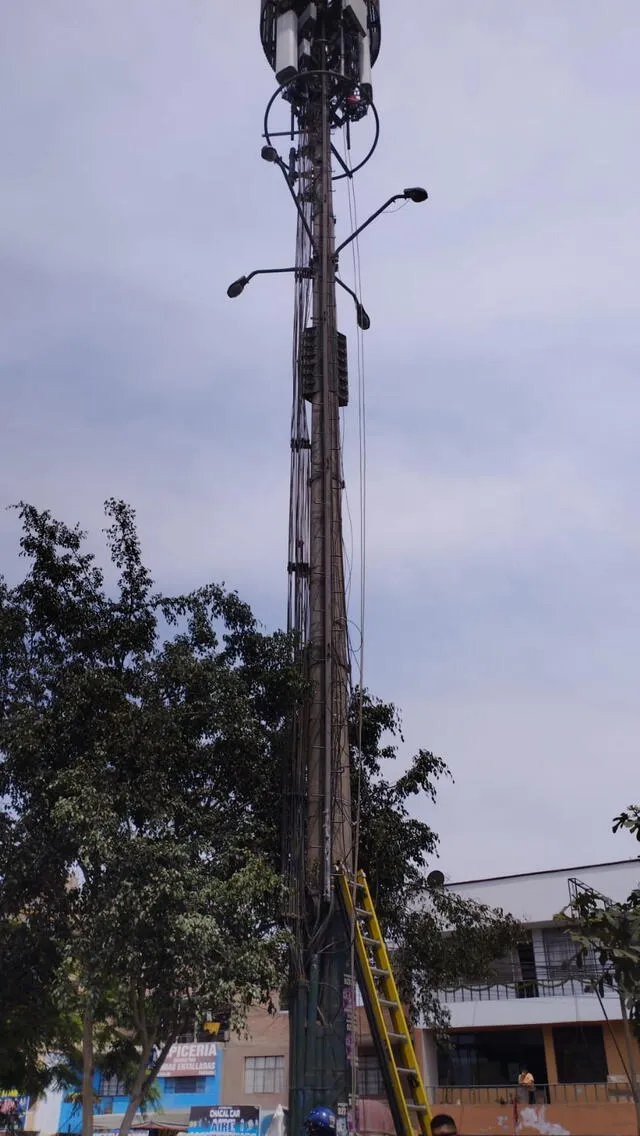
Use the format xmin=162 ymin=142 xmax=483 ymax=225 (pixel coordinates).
xmin=337 ymin=869 xmax=431 ymax=1132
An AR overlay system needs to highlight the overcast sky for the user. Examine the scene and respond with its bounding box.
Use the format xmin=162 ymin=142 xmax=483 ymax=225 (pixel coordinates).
xmin=1 ymin=1 xmax=640 ymax=883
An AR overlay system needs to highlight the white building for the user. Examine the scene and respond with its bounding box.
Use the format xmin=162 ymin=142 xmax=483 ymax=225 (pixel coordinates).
xmin=422 ymin=857 xmax=640 ymax=1102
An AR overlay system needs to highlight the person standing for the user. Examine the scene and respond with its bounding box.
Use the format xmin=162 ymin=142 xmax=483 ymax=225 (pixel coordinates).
xmin=518 ymin=1066 xmax=536 ymax=1105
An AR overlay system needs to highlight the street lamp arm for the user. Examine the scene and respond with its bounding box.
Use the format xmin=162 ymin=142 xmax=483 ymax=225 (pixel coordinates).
xmin=334 ymin=194 xmax=404 ymax=258
xmin=227 ymin=266 xmax=310 ymax=298
xmin=261 ymin=145 xmax=316 ymax=250
xmin=334 ymin=186 xmax=428 ymax=258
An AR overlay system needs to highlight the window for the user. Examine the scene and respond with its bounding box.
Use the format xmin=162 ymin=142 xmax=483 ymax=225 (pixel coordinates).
xmin=553 ymin=1026 xmax=607 ymax=1084
xmin=516 ymin=941 xmax=538 ymax=999
xmin=163 ymin=1076 xmax=207 ymax=1095
xmin=543 ymin=928 xmax=594 ymax=978
xmin=357 ymin=1054 xmax=384 ymax=1098
xmin=244 ymin=1056 xmax=285 ymax=1094
xmin=437 ymin=1028 xmax=547 ymax=1088
xmin=99 ymin=1075 xmax=128 ymax=1098
xmin=488 ymin=939 xmax=538 ymax=998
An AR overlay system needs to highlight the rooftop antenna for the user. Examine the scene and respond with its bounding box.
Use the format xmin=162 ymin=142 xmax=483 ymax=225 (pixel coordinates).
xmin=228 ymin=4 xmax=427 ymax=1132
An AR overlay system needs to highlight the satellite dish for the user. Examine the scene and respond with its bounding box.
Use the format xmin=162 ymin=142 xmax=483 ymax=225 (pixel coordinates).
xmin=427 ymin=870 xmax=445 ymax=889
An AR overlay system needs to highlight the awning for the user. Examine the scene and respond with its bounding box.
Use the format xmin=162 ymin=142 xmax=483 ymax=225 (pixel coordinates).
xmin=93 ymin=1111 xmax=190 ymax=1133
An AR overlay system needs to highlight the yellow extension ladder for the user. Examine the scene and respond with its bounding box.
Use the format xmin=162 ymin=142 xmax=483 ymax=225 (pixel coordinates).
xmin=336 ymin=867 xmax=433 ymax=1136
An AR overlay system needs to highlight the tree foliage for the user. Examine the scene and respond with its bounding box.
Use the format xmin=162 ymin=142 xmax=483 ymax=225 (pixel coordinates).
xmin=347 ymin=690 xmax=520 ymax=1030
xmin=0 ymin=501 xmax=293 ymax=1131
xmin=0 ymin=501 xmax=520 ymax=1116
xmin=558 ymin=805 xmax=640 ymax=1036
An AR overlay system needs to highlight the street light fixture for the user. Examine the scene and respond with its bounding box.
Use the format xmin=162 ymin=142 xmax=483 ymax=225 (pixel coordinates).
xmin=227 ymin=276 xmax=249 ymax=298
xmin=227 ymin=184 xmax=427 ymax=316
xmin=335 ymin=276 xmax=371 ymax=331
xmin=403 ymin=186 xmax=428 ymax=203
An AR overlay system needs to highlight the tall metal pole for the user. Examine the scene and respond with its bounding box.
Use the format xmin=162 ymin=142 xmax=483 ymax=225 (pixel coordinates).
xmin=237 ymin=6 xmax=421 ymax=1133
xmin=289 ymin=17 xmax=354 ymax=1131
xmin=307 ymin=44 xmax=351 ymax=903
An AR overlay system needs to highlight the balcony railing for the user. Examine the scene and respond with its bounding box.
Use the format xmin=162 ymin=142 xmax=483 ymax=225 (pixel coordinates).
xmin=429 ymin=1083 xmax=637 ymax=1106
xmin=440 ymin=966 xmax=618 ymax=1003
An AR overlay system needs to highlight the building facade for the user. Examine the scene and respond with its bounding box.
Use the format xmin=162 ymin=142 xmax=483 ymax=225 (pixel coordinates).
xmin=211 ymin=858 xmax=640 ymax=1136
xmin=30 ymin=1039 xmax=223 ymax=1136
xmin=422 ymin=857 xmax=640 ymax=1135
xmin=21 ymin=858 xmax=640 ymax=1136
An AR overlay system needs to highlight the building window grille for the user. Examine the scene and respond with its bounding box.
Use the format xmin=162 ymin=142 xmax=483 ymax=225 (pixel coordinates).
xmin=244 ymin=1056 xmax=285 ymax=1094
xmin=357 ymin=1054 xmax=385 ymax=1097
xmin=99 ymin=1075 xmax=128 ymax=1098
xmin=163 ymin=1076 xmax=207 ymax=1095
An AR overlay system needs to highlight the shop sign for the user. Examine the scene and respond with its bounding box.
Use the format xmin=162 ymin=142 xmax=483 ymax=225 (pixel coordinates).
xmin=160 ymin=1043 xmax=217 ymax=1078
xmin=0 ymin=1092 xmax=29 ymax=1127
xmin=188 ymin=1106 xmax=259 ymax=1136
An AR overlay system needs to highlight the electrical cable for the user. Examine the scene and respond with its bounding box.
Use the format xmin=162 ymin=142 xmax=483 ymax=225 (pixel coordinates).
xmin=338 ymin=128 xmax=370 ymax=1132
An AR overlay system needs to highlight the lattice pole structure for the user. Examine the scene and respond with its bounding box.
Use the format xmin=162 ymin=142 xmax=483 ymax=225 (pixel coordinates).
xmin=259 ymin=8 xmax=381 ymax=1133
xmin=227 ymin=6 xmax=426 ymax=1133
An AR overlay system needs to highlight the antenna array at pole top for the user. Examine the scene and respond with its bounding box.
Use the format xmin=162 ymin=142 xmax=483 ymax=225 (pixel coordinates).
xmin=260 ymin=0 xmax=381 ymax=126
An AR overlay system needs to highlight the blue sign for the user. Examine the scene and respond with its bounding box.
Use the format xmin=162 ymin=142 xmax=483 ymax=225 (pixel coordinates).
xmin=0 ymin=1095 xmax=29 ymax=1127
xmin=189 ymin=1107 xmax=259 ymax=1136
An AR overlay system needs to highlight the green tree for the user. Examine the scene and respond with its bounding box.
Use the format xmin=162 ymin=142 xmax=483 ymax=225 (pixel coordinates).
xmin=558 ymin=806 xmax=640 ymax=1129
xmin=559 ymin=806 xmax=640 ymax=1028
xmin=347 ymin=689 xmax=520 ymax=1031
xmin=0 ymin=501 xmax=293 ymax=1135
xmin=0 ymin=501 xmax=519 ymax=1125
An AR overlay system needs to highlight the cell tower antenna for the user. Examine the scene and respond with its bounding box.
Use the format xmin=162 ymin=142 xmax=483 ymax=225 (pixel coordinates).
xmin=227 ymin=5 xmax=427 ymax=1134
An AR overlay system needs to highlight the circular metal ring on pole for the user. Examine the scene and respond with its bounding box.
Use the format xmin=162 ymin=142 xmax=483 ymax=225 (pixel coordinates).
xmin=263 ymin=72 xmax=380 ymax=181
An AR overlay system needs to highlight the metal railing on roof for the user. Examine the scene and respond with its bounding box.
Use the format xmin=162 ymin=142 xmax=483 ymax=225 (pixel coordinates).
xmin=440 ymin=966 xmax=618 ymax=1003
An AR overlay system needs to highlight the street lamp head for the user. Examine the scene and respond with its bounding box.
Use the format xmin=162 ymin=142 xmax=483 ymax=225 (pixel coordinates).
xmin=403 ymin=186 xmax=428 ymax=203
xmin=261 ymin=145 xmax=279 ymax=163
xmin=227 ymin=276 xmax=248 ymax=298
xmin=356 ymin=302 xmax=371 ymax=332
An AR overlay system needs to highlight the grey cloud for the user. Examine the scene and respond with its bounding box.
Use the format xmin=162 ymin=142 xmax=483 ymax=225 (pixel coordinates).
xmin=1 ymin=0 xmax=640 ymax=879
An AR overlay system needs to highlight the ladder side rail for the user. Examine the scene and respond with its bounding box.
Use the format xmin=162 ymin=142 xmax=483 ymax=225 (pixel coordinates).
xmin=357 ymin=871 xmax=432 ymax=1128
xmin=337 ymin=872 xmax=416 ymax=1136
